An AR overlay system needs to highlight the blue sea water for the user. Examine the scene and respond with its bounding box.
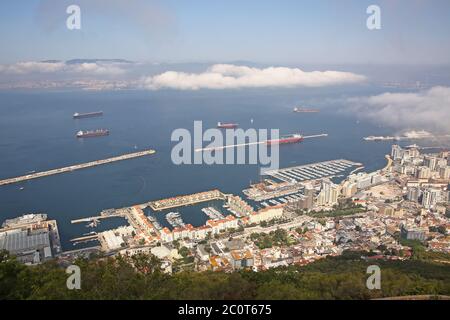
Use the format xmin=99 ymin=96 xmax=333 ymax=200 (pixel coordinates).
xmin=0 ymin=87 xmax=396 ymax=249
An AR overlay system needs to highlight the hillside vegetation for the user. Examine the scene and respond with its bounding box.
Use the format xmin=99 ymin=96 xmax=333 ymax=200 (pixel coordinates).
xmin=1 ymin=250 xmax=449 ymax=300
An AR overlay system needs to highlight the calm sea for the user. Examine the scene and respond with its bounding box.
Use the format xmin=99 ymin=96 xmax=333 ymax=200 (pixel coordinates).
xmin=0 ymin=87 xmax=395 ymax=249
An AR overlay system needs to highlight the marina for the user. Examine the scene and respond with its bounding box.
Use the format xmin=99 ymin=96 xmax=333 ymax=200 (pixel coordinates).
xmin=264 ymin=159 xmax=362 ymax=183
xmin=0 ymin=149 xmax=156 ymax=186
xmin=273 ymin=192 xmax=305 ymax=204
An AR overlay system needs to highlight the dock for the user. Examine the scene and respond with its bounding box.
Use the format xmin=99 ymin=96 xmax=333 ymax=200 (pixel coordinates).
xmin=0 ymin=149 xmax=156 ymax=186
xmin=70 ymin=234 xmax=99 ymax=243
xmin=71 ymin=215 xmax=122 ymax=224
xmin=264 ymin=159 xmax=362 ymax=183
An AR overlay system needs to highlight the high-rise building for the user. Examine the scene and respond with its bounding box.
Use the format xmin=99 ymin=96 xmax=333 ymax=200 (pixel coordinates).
xmin=288 ymin=194 xmax=314 ymax=212
xmin=439 ymin=166 xmax=450 ymax=180
xmin=341 ymin=181 xmax=357 ymax=197
xmin=416 ymin=166 xmax=431 ymax=179
xmin=424 ymin=156 xmax=438 ymax=171
xmin=391 ymin=145 xmax=404 ymax=161
xmin=408 ymin=147 xmax=420 ymax=158
xmin=317 ymin=179 xmax=340 ymax=206
xmin=401 ymin=165 xmax=416 ymax=176
xmin=421 ymin=189 xmax=442 ymax=209
xmin=406 ymin=186 xmax=421 ymax=202
xmin=437 ymin=158 xmax=447 ymax=168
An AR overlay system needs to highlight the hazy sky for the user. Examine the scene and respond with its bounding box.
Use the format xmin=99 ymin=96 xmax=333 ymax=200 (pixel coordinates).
xmin=0 ymin=0 xmax=450 ymax=65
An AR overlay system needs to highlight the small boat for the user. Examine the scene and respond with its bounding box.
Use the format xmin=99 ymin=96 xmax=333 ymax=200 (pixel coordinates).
xmin=86 ymin=220 xmax=99 ymax=228
xmin=19 ymin=187 xmax=25 ymax=191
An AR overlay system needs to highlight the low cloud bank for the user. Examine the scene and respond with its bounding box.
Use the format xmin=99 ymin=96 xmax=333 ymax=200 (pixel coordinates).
xmin=348 ymin=86 xmax=450 ymax=133
xmin=142 ymin=64 xmax=366 ymax=90
xmin=0 ymin=61 xmax=127 ymax=75
xmin=0 ymin=62 xmax=366 ymax=90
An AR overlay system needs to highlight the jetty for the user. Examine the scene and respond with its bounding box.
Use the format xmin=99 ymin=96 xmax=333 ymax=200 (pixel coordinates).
xmin=0 ymin=149 xmax=156 ymax=186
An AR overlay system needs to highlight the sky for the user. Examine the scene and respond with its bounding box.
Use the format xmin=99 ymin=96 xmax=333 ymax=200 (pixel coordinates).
xmin=0 ymin=1 xmax=449 ymax=135
xmin=0 ymin=0 xmax=450 ymax=65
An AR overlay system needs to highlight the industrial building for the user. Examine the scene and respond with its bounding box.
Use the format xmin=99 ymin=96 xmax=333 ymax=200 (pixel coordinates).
xmin=0 ymin=213 xmax=61 ymax=265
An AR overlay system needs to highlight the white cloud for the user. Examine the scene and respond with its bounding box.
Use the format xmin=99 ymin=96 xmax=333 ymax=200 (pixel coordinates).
xmin=348 ymin=86 xmax=450 ymax=133
xmin=70 ymin=63 xmax=126 ymax=75
xmin=0 ymin=61 xmax=126 ymax=75
xmin=142 ymin=64 xmax=366 ymax=90
xmin=4 ymin=61 xmax=66 ymax=74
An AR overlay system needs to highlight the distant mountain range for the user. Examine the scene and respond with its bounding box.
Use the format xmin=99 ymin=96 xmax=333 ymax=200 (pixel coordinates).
xmin=41 ymin=59 xmax=133 ymax=64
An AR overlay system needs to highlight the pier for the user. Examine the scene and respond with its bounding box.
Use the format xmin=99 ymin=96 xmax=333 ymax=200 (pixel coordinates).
xmin=70 ymin=234 xmax=99 ymax=243
xmin=0 ymin=149 xmax=156 ymax=186
xmin=264 ymin=159 xmax=362 ymax=183
xmin=71 ymin=215 xmax=122 ymax=224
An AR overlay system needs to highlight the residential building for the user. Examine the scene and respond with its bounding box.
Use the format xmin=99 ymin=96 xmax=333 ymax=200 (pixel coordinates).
xmin=248 ymin=206 xmax=283 ymax=224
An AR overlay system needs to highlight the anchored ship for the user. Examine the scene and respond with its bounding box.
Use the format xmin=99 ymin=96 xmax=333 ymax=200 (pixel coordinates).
xmin=73 ymin=111 xmax=103 ymax=119
xmin=76 ymin=129 xmax=109 ymax=138
xmin=217 ymin=122 xmax=238 ymax=129
xmin=293 ymin=107 xmax=319 ymax=113
xmin=266 ymin=134 xmax=303 ymax=145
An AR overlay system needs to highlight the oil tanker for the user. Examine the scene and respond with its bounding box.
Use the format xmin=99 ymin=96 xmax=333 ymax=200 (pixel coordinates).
xmin=73 ymin=111 xmax=103 ymax=119
xmin=266 ymin=134 xmax=303 ymax=145
xmin=76 ymin=129 xmax=109 ymax=138
xmin=217 ymin=122 xmax=238 ymax=129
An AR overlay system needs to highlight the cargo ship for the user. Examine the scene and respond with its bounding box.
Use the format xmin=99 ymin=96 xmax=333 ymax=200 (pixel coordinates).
xmin=73 ymin=111 xmax=103 ymax=119
xmin=217 ymin=122 xmax=238 ymax=129
xmin=76 ymin=129 xmax=109 ymax=138
xmin=293 ymin=107 xmax=319 ymax=113
xmin=266 ymin=134 xmax=303 ymax=145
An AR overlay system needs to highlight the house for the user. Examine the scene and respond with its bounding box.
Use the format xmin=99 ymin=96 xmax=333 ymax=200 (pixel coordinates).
xmin=230 ymin=250 xmax=254 ymax=270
